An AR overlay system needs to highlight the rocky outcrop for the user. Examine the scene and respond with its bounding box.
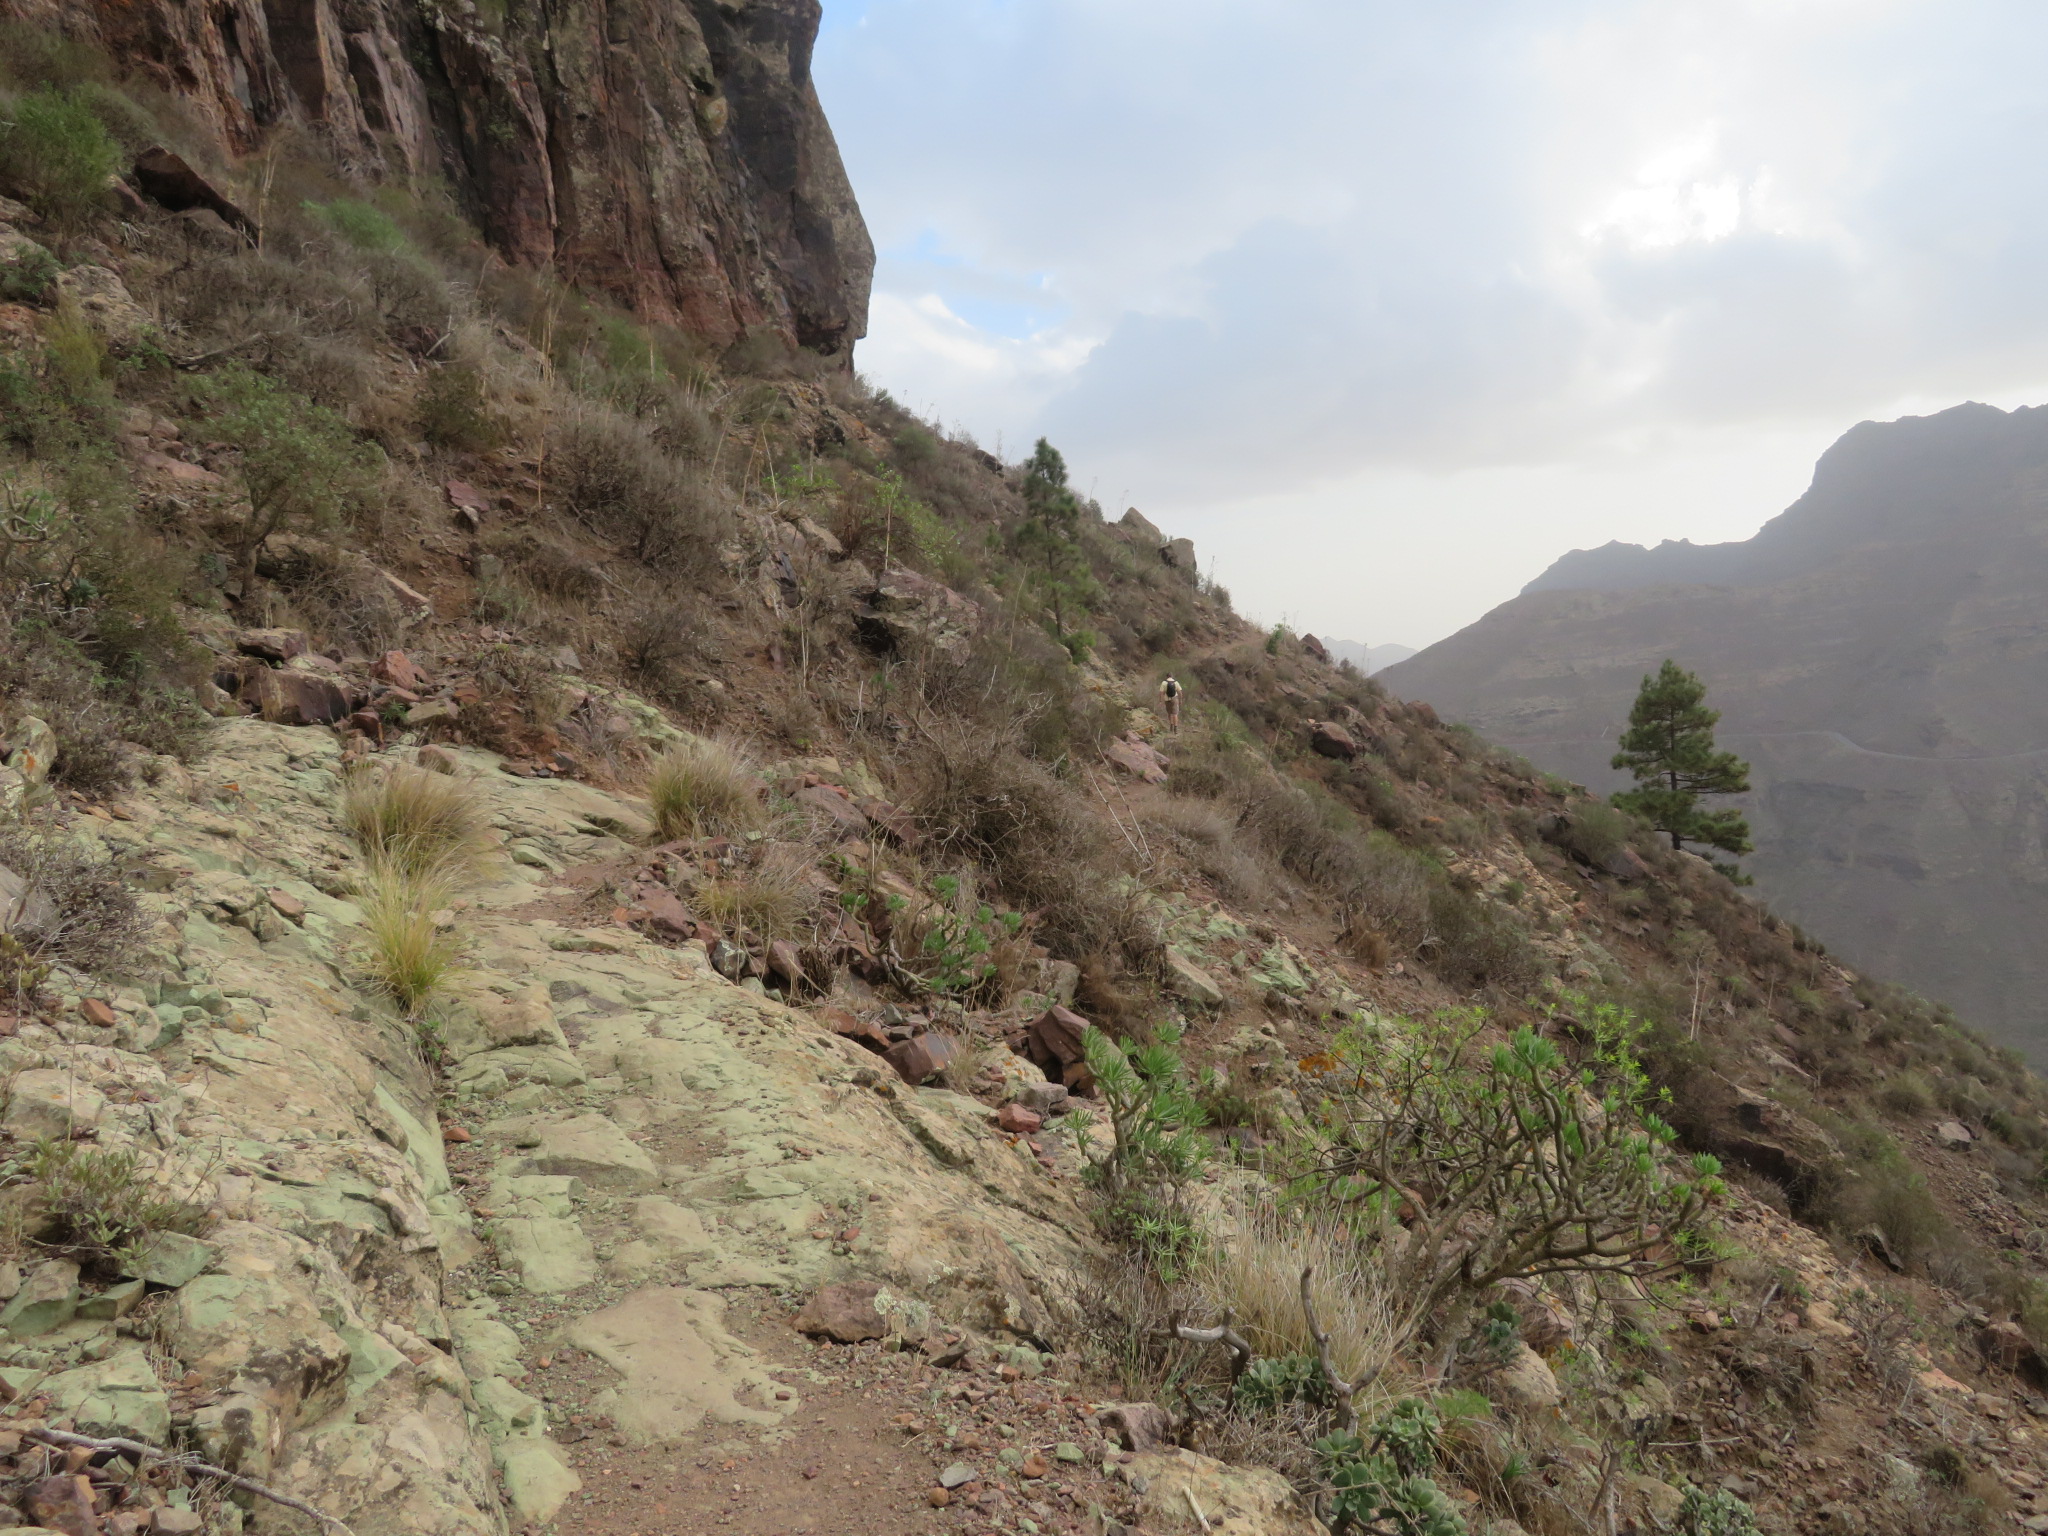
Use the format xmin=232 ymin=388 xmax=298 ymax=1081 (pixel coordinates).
xmin=6 ymin=717 xmax=1101 ymax=1530
xmin=4 ymin=0 xmax=872 ymax=355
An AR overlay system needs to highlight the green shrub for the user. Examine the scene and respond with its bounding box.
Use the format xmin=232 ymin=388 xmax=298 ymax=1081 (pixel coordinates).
xmin=24 ymin=1139 xmax=209 ymax=1277
xmin=416 ymin=361 xmax=501 ymax=451
xmin=0 ymin=86 xmax=119 ymax=224
xmin=0 ymin=236 xmax=56 ymax=302
xmin=1081 ymin=1021 xmax=1209 ymax=1280
xmin=1678 ymin=1485 xmax=1760 ymax=1536
xmin=197 ymin=364 xmax=384 ymax=597
xmin=310 ymin=197 xmax=408 ymax=253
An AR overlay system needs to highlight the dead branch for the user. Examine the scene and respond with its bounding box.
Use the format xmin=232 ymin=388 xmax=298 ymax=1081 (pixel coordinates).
xmin=24 ymin=1426 xmax=355 ymax=1536
xmin=1299 ymin=1265 xmax=1391 ymax=1434
xmin=1171 ymin=1306 xmax=1254 ymax=1383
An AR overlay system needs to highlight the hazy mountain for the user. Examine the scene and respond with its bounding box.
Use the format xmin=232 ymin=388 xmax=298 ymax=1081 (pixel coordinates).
xmin=1323 ymin=638 xmax=1418 ymax=674
xmin=1385 ymin=402 xmax=2048 ymax=1063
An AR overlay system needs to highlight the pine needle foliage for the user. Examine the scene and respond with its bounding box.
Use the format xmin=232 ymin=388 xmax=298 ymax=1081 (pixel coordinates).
xmin=1610 ymin=658 xmax=1753 ymax=866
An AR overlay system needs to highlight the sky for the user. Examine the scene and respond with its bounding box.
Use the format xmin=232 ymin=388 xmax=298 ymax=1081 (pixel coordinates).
xmin=812 ymin=0 xmax=2048 ymax=649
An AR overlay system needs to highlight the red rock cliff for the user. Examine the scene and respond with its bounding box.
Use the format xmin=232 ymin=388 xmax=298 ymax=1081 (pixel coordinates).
xmin=3 ymin=0 xmax=872 ymax=355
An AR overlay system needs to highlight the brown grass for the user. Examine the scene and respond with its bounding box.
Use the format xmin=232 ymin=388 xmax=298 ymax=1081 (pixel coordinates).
xmin=646 ymin=736 xmax=764 ymax=842
xmin=695 ymin=845 xmax=815 ymax=942
xmin=341 ymin=763 xmax=489 ymax=884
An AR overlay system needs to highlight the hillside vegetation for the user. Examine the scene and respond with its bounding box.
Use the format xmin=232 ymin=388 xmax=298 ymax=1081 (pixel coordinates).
xmin=1 ymin=28 xmax=2046 ymax=1536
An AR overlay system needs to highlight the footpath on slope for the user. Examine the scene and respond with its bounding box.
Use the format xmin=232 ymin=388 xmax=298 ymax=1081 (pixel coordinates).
xmin=0 ymin=718 xmax=1320 ymax=1536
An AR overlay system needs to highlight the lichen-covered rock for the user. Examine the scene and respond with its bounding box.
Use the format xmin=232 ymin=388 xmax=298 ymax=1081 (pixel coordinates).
xmin=1124 ymin=1447 xmax=1322 ymax=1535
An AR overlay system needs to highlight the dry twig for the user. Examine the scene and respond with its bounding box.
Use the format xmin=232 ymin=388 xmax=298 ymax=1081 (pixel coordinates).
xmin=23 ymin=1426 xmax=355 ymax=1535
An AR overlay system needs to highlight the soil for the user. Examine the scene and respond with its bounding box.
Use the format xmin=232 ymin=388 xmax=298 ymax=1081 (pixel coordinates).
xmin=507 ymin=1292 xmax=1144 ymax=1536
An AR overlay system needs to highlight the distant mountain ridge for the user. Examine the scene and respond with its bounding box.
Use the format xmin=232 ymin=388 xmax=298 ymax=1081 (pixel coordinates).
xmin=1386 ymin=401 xmax=2048 ymax=1062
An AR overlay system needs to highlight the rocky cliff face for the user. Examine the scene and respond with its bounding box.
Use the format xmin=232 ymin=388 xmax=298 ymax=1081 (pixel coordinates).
xmin=1387 ymin=402 xmax=2048 ymax=1062
xmin=0 ymin=0 xmax=873 ymax=354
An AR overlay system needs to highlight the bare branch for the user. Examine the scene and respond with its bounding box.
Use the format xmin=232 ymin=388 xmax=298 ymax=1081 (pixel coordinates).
xmin=1172 ymin=1305 xmax=1255 ymax=1384
xmin=23 ymin=1426 xmax=355 ymax=1536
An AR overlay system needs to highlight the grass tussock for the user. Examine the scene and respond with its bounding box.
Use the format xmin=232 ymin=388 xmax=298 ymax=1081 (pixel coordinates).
xmin=1193 ymin=1198 xmax=1403 ymax=1393
xmin=695 ymin=845 xmax=815 ymax=942
xmin=647 ymin=737 xmax=764 ymax=841
xmin=356 ymin=870 xmax=459 ymax=1014
xmin=341 ymin=764 xmax=488 ymax=883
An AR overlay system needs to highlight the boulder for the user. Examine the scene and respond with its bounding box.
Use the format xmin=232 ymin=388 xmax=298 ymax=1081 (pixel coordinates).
xmin=1161 ymin=536 xmax=1197 ymax=572
xmin=793 ymin=1282 xmax=889 ymax=1343
xmin=1934 ymin=1120 xmax=1974 ymax=1147
xmin=3 ymin=714 xmax=56 ymax=786
xmin=235 ymin=628 xmax=308 ymax=662
xmin=1098 ymin=1400 xmax=1178 ymax=1452
xmin=1300 ymin=633 xmax=1331 ymax=664
xmin=1119 ymin=508 xmax=1164 ymax=543
xmin=131 ymin=146 xmax=257 ymax=240
xmin=1008 ymin=1080 xmax=1071 ymax=1118
xmin=1163 ymin=950 xmax=1224 ymax=1008
xmin=1103 ymin=731 xmax=1170 ymax=784
xmin=0 ymin=1259 xmax=79 ymax=1336
xmin=1307 ymin=720 xmax=1360 ymax=760
xmin=371 ymin=649 xmax=425 ymax=690
xmin=1025 ymin=1005 xmax=1091 ymax=1080
xmin=855 ymin=568 xmax=983 ymax=655
xmin=996 ymin=1102 xmax=1042 ymax=1135
xmin=885 ymin=1031 xmax=958 ymax=1086
xmin=3 ymin=1069 xmax=108 ymax=1139
xmin=1124 ymin=1447 xmax=1321 ymax=1535
xmin=1489 ymin=1341 xmax=1562 ymax=1409
xmin=237 ymin=666 xmax=351 ymax=726
xmin=0 ymin=860 xmax=58 ymax=936
xmin=55 ymin=265 xmax=150 ymax=348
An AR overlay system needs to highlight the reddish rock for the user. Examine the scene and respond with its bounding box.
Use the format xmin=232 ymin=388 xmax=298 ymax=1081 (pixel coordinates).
xmin=1978 ymin=1319 xmax=2035 ymax=1371
xmin=372 ymin=650 xmax=426 ymax=690
xmin=267 ymin=889 xmax=306 ymax=923
xmin=1103 ymin=731 xmax=1169 ymax=784
xmin=855 ymin=569 xmax=984 ymax=655
xmin=375 ymin=568 xmax=434 ymax=619
xmin=235 ymin=627 xmax=307 ymax=662
xmin=26 ymin=1472 xmax=98 ymax=1536
xmin=884 ymin=1031 xmax=958 ymax=1085
xmin=444 ymin=480 xmax=490 ymax=514
xmin=635 ymin=887 xmax=696 ymax=941
xmin=442 ymin=1125 xmax=472 ymax=1144
xmin=793 ymin=1281 xmax=888 ymax=1343
xmin=79 ymin=997 xmax=117 ymax=1028
xmin=996 ymin=1103 xmax=1042 ymax=1135
xmin=816 ymin=1006 xmax=890 ymax=1054
xmin=795 ymin=782 xmax=867 ymax=836
xmin=1026 ymin=1005 xmax=1091 ymax=1078
xmin=238 ymin=666 xmax=351 ymax=726
xmin=1308 ymin=720 xmax=1360 ymax=760
xmin=854 ymin=796 xmax=918 ymax=847
xmin=1098 ymin=1401 xmax=1178 ymax=1453
xmin=1300 ymin=633 xmax=1331 ymax=664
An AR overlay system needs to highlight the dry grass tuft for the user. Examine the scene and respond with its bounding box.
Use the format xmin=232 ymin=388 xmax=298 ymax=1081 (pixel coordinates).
xmin=341 ymin=764 xmax=488 ymax=883
xmin=695 ymin=845 xmax=815 ymax=942
xmin=647 ymin=737 xmax=764 ymax=842
xmin=1192 ymin=1198 xmax=1402 ymax=1394
xmin=356 ymin=871 xmax=459 ymax=1015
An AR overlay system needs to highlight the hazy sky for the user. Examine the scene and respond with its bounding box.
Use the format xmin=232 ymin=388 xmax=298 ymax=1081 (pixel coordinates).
xmin=813 ymin=1 xmax=2048 ymax=649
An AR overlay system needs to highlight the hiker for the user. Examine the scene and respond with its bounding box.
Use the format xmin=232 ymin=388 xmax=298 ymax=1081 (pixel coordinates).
xmin=1159 ymin=674 xmax=1183 ymax=734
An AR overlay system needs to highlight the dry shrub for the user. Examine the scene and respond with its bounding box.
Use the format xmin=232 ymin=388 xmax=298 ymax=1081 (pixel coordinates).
xmin=341 ymin=764 xmax=488 ymax=884
xmin=551 ymin=407 xmax=728 ymax=575
xmin=0 ymin=817 xmax=149 ymax=977
xmin=695 ymin=845 xmax=815 ymax=942
xmin=894 ymin=715 xmax=1134 ymax=958
xmin=646 ymin=737 xmax=763 ymax=841
xmin=1139 ymin=794 xmax=1273 ymax=906
xmin=262 ymin=541 xmax=410 ymax=655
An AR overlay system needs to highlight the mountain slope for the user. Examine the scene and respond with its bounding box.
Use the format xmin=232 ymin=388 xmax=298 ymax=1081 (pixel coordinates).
xmin=1386 ymin=402 xmax=2048 ymax=1063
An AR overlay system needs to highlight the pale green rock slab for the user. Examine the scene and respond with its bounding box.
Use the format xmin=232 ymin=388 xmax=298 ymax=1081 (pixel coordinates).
xmin=1164 ymin=949 xmax=1224 ymax=1008
xmin=0 ymin=1259 xmax=78 ymax=1336
xmin=491 ymin=1216 xmax=596 ymax=1293
xmin=473 ymin=1374 xmax=544 ymax=1433
xmin=566 ymin=1287 xmax=784 ymax=1443
xmin=452 ymin=1045 xmax=585 ymax=1088
xmin=505 ymin=1114 xmax=659 ymax=1192
xmin=125 ymin=1231 xmax=216 ymax=1288
xmin=495 ymin=1436 xmax=582 ymax=1519
xmin=40 ymin=1347 xmax=172 ymax=1442
xmin=450 ymin=1309 xmax=527 ymax=1382
xmin=3 ymin=1069 xmax=107 ymax=1139
xmin=77 ymin=1279 xmax=145 ymax=1320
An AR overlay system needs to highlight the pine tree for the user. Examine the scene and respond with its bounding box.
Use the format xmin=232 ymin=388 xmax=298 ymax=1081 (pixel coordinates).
xmin=1611 ymin=659 xmax=1752 ymax=866
xmin=1014 ymin=437 xmax=1098 ymax=657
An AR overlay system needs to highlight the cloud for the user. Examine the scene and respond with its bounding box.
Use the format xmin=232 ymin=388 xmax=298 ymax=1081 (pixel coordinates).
xmin=814 ymin=0 xmax=2048 ymax=643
